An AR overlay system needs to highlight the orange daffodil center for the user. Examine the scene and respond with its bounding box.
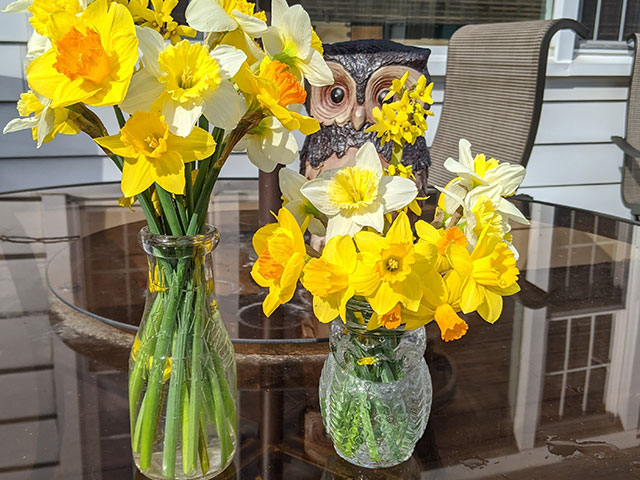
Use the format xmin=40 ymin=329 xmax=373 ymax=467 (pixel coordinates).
xmin=54 ymin=27 xmax=111 ymax=84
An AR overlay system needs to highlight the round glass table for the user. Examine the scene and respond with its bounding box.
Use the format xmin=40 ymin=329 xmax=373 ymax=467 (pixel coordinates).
xmin=1 ymin=180 xmax=640 ymax=480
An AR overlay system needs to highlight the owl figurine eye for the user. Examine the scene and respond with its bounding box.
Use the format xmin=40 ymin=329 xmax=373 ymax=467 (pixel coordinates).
xmin=377 ymin=89 xmax=391 ymax=106
xmin=330 ymin=87 xmax=345 ymax=104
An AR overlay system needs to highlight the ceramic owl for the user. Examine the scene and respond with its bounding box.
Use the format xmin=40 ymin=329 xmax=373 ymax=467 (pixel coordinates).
xmin=300 ymin=39 xmax=432 ymax=190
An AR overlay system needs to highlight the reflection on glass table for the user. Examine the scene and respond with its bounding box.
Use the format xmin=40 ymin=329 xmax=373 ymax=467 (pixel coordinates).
xmin=1 ymin=180 xmax=640 ymax=479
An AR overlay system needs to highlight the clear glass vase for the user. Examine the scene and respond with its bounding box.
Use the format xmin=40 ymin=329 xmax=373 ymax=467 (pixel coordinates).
xmin=130 ymin=225 xmax=237 ymax=480
xmin=319 ymin=300 xmax=432 ymax=468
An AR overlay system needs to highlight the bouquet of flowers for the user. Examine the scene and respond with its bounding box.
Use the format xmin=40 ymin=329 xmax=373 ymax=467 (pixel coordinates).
xmin=2 ymin=0 xmax=334 ymax=478
xmin=251 ymin=73 xmax=529 ymax=466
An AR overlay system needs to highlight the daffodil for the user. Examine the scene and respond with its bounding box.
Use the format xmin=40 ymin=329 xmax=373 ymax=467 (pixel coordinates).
xmin=415 ymin=221 xmax=466 ymax=273
xmin=443 ymin=139 xmax=526 ymax=195
xmin=385 ymin=163 xmax=424 ymax=216
xmin=301 ymin=235 xmax=357 ymax=323
xmin=121 ymin=27 xmax=247 ymax=136
xmin=278 ymin=168 xmax=326 ymax=236
xmin=262 ymin=0 xmax=333 ymax=87
xmin=234 ymin=117 xmax=298 ymax=172
xmin=185 ymin=0 xmax=267 ymax=38
xmin=26 ymin=0 xmax=138 ymax=108
xmin=94 ymin=111 xmax=216 ymax=197
xmin=300 ymin=142 xmax=417 ymax=239
xmin=3 ymin=90 xmax=80 ymax=146
xmin=448 ymin=227 xmax=521 ymax=323
xmin=251 ymin=208 xmax=308 ymax=316
xmin=351 ymin=212 xmax=429 ymax=315
xmin=235 ymin=57 xmax=319 ymax=135
xmin=366 ymin=270 xmax=468 ymax=341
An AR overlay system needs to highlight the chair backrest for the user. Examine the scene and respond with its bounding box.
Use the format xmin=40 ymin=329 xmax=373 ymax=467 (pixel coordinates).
xmin=622 ymin=34 xmax=640 ymax=214
xmin=428 ymin=19 xmax=588 ymax=188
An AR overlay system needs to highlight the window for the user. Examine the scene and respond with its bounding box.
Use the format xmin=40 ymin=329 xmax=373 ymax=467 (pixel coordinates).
xmin=580 ymin=0 xmax=640 ymax=43
xmin=257 ymin=0 xmax=548 ymax=44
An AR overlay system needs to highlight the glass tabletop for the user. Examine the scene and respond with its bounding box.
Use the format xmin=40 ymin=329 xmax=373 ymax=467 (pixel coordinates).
xmin=1 ymin=180 xmax=640 ymax=479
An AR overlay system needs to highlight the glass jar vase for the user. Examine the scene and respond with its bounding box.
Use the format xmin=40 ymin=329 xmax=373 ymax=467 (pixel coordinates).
xmin=318 ymin=300 xmax=432 ymax=468
xmin=130 ymin=225 xmax=237 ymax=480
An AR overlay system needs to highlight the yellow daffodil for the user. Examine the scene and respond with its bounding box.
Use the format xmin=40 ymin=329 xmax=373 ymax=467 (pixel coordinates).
xmin=301 ymin=235 xmax=357 ymax=323
xmin=185 ymin=0 xmax=267 ymax=38
xmin=278 ymin=168 xmax=326 ymax=236
xmin=300 ymin=142 xmax=417 ymax=239
xmin=415 ymin=221 xmax=466 ymax=273
xmin=251 ymin=208 xmax=308 ymax=316
xmin=351 ymin=212 xmax=430 ymax=315
xmin=443 ymin=139 xmax=526 ymax=195
xmin=3 ymin=90 xmax=80 ymax=146
xmin=26 ymin=0 xmax=138 ymax=108
xmin=135 ymin=0 xmax=197 ymax=45
xmin=234 ymin=117 xmax=298 ymax=173
xmin=94 ymin=111 xmax=215 ymax=197
xmin=409 ymin=75 xmax=434 ymax=105
xmin=121 ymin=27 xmax=247 ymax=136
xmin=449 ymin=227 xmax=520 ymax=324
xmin=367 ymin=270 xmax=468 ymax=341
xmin=235 ymin=57 xmax=319 ymax=135
xmin=262 ymin=0 xmax=333 ymax=87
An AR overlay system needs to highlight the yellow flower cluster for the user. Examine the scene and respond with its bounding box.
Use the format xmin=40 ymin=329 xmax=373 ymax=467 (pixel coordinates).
xmin=4 ymin=0 xmax=333 ymax=202
xmin=366 ymin=73 xmax=434 ymax=147
xmin=252 ymin=140 xmax=527 ymax=343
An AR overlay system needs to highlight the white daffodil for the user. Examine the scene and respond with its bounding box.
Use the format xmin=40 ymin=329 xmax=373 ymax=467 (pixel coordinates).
xmin=436 ymin=182 xmax=529 ymax=248
xmin=262 ymin=0 xmax=333 ymax=87
xmin=234 ymin=117 xmax=297 ymax=172
xmin=185 ymin=0 xmax=267 ymax=38
xmin=3 ymin=91 xmax=79 ymax=147
xmin=301 ymin=142 xmax=417 ymax=239
xmin=278 ymin=168 xmax=326 ymax=236
xmin=443 ymin=139 xmax=526 ymax=196
xmin=120 ymin=26 xmax=246 ymax=136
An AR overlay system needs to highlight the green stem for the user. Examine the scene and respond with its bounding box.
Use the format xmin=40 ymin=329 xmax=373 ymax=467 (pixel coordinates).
xmin=161 ymin=285 xmax=194 ymax=478
xmin=156 ymin=186 xmax=184 ymax=236
xmin=175 ymin=196 xmax=189 ymax=233
xmin=185 ymin=162 xmax=194 ymax=216
xmin=139 ymin=262 xmax=186 ymax=469
xmin=113 ymin=105 xmax=127 ymax=128
xmin=186 ymin=283 xmax=205 ymax=473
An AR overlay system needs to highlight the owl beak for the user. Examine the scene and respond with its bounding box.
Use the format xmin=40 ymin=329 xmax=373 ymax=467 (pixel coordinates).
xmin=351 ymin=105 xmax=366 ymax=131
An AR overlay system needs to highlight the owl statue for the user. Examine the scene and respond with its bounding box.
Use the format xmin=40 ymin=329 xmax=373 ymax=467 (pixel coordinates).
xmin=300 ymin=39 xmax=432 ymax=190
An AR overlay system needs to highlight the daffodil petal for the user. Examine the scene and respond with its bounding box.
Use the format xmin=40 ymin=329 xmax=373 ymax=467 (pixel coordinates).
xmin=185 ymin=0 xmax=236 ymax=33
xmin=121 ymin=155 xmax=155 ymax=197
xmin=232 ymin=10 xmax=268 ymax=36
xmin=203 ymin=80 xmax=243 ymax=130
xmin=379 ymin=176 xmax=418 ymax=212
xmin=163 ymin=102 xmax=203 ymax=137
xmin=478 ymin=289 xmax=503 ymax=323
xmin=300 ymin=178 xmax=339 ymax=215
xmin=136 ymin=25 xmax=165 ymax=77
xmin=154 ymin=151 xmax=186 ymax=195
xmin=120 ymin=69 xmax=164 ymax=114
xmin=298 ymin=49 xmax=334 ymax=87
xmin=167 ymin=126 xmax=215 ymax=163
xmin=211 ymin=44 xmax=247 ymax=80
xmin=355 ymin=142 xmax=382 ymax=176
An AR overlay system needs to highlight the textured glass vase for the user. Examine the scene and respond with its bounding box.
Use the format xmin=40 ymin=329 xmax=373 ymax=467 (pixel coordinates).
xmin=130 ymin=225 xmax=237 ymax=480
xmin=319 ymin=300 xmax=432 ymax=468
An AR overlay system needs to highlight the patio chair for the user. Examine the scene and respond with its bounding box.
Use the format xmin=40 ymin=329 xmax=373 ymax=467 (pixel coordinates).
xmin=612 ymin=34 xmax=640 ymax=220
xmin=428 ymin=19 xmax=589 ymax=188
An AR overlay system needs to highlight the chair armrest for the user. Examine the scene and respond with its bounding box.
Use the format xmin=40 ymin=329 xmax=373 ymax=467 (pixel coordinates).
xmin=612 ymin=136 xmax=640 ymax=158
